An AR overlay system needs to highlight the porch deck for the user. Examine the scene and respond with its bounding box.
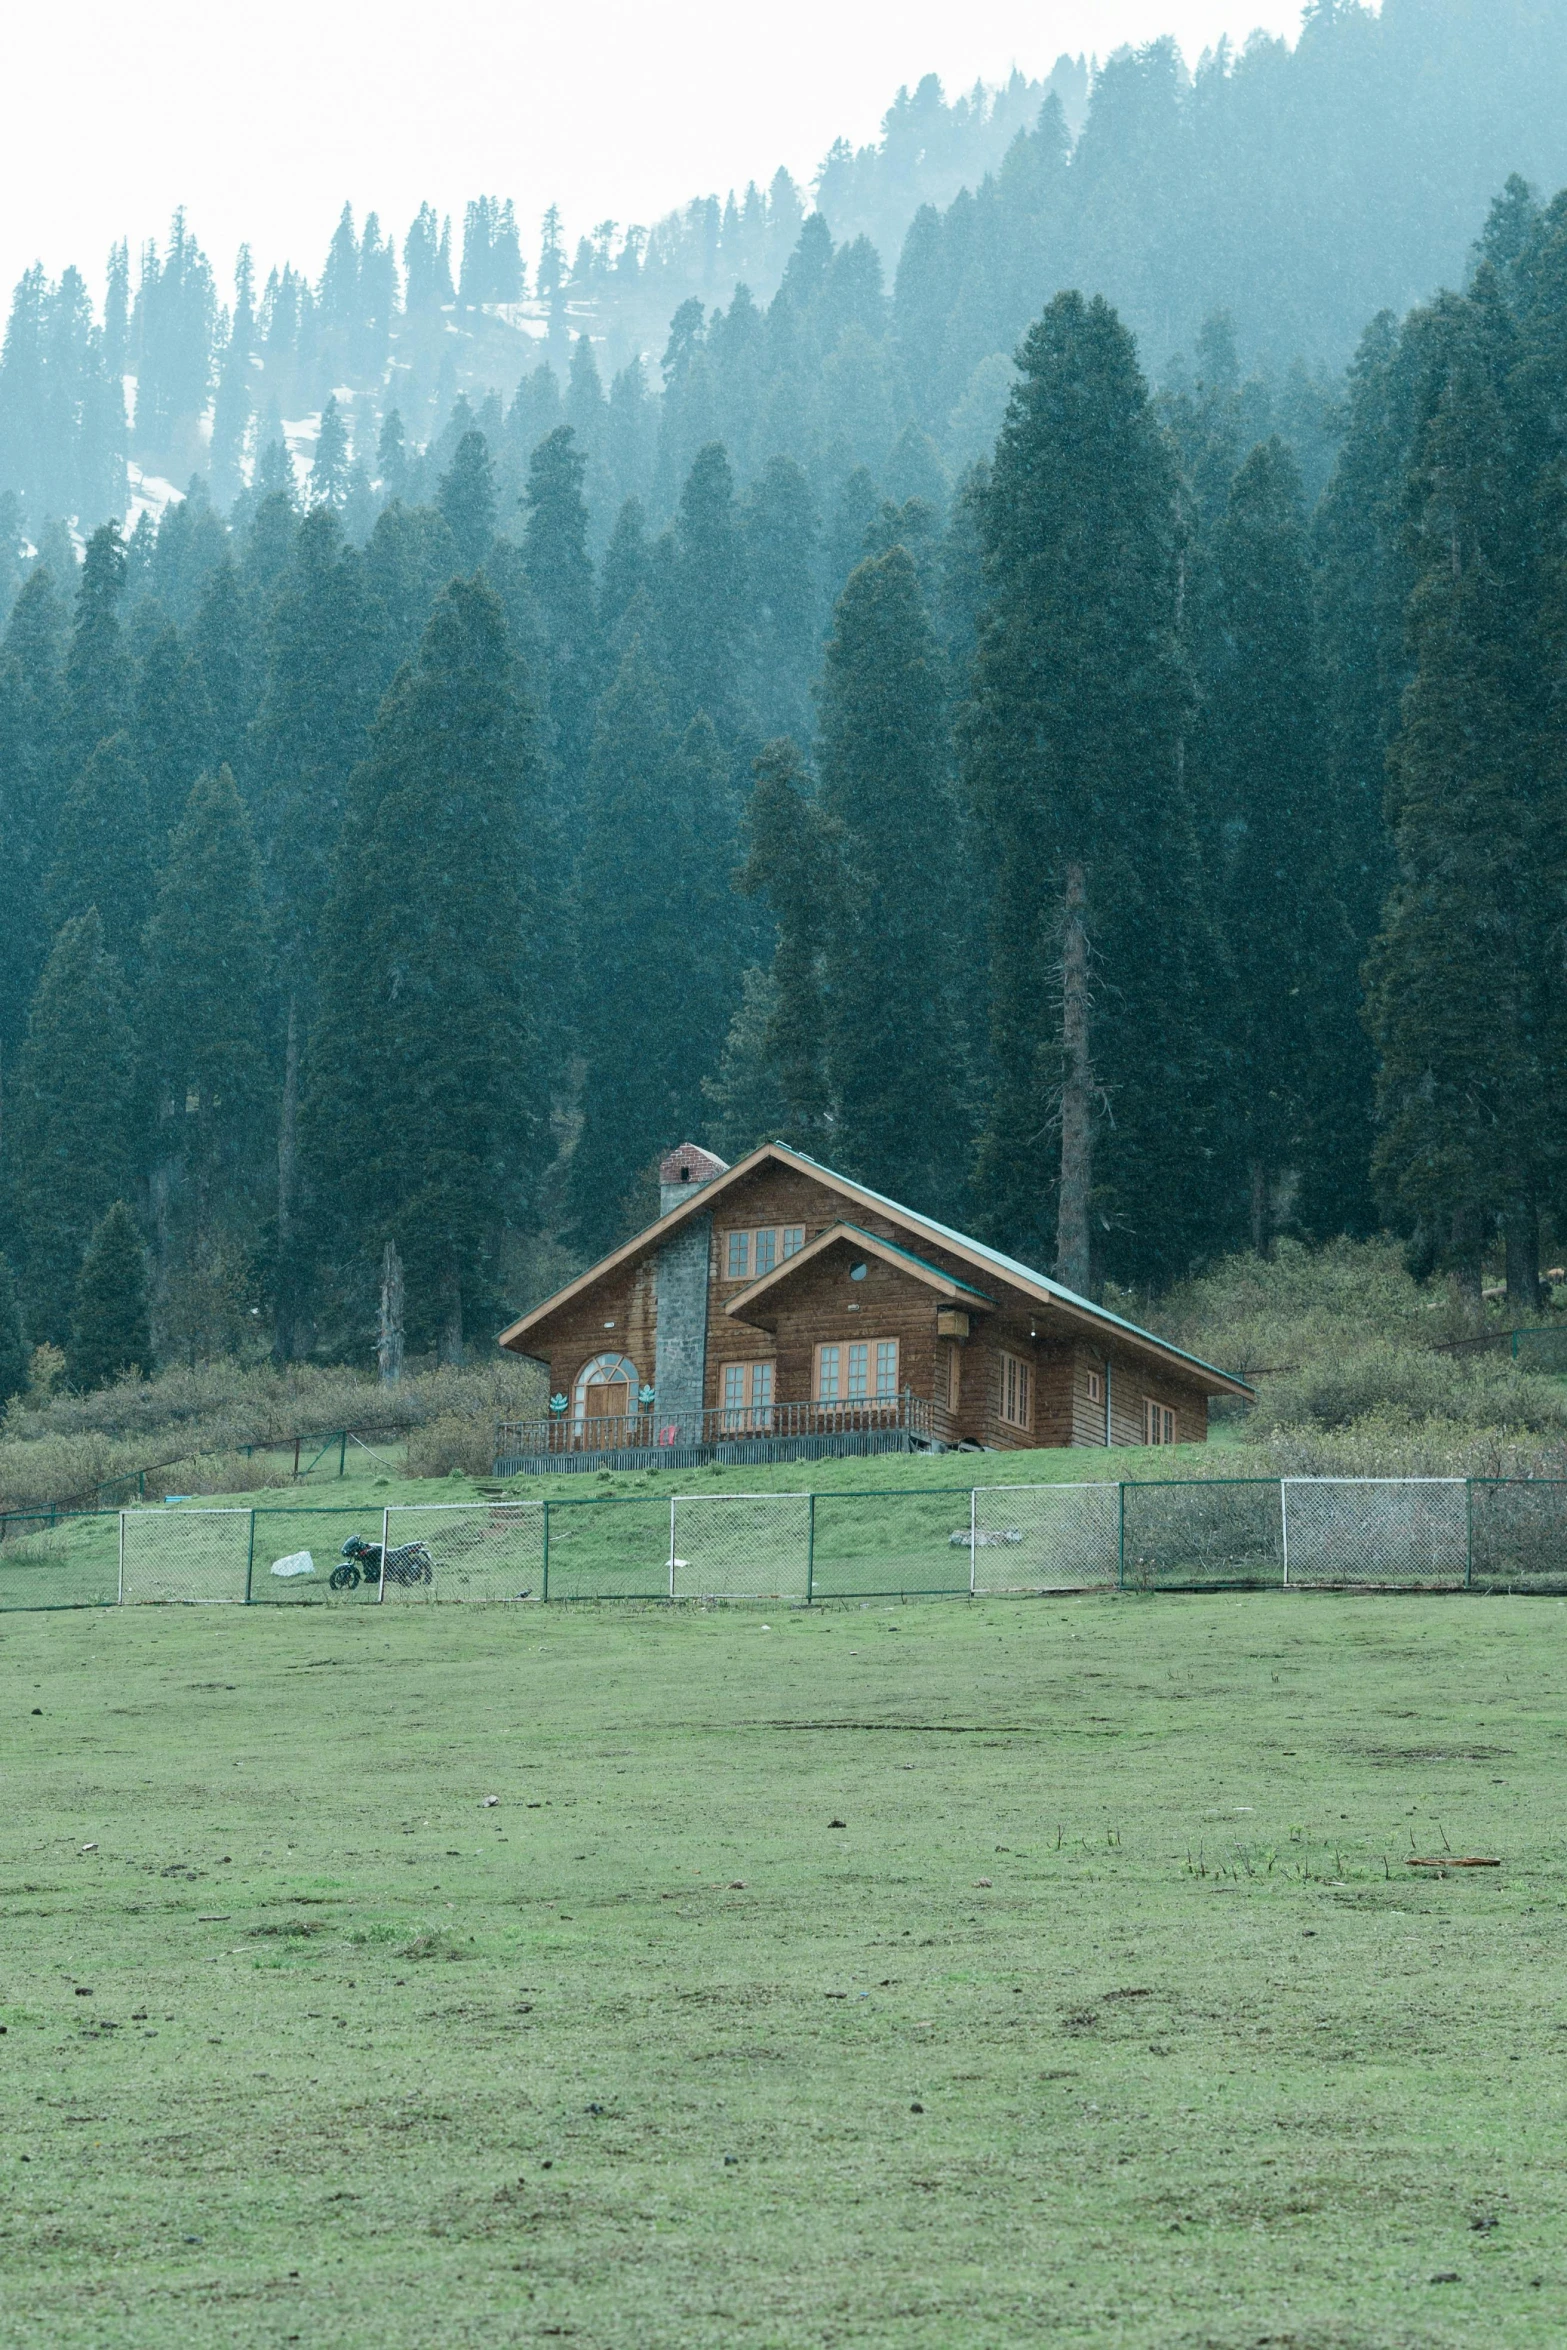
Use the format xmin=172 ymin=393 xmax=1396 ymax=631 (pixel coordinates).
xmin=494 ymin=1394 xmax=955 ymax=1476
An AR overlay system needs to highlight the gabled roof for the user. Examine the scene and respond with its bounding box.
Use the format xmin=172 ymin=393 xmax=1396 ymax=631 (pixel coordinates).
xmin=497 ymin=1140 xmax=1252 ymax=1397
xmin=726 ymin=1221 xmax=996 ymax=1322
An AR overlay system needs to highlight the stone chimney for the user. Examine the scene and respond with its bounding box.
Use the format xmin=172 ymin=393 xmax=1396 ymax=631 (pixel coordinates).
xmin=659 ymin=1142 xmax=728 ymax=1217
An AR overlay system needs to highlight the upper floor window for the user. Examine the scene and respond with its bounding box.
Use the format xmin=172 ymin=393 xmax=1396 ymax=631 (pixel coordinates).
xmin=1086 ymin=1368 xmax=1103 ymax=1404
xmin=1000 ymin=1349 xmax=1033 ymax=1432
xmin=725 ymin=1225 xmax=806 ymax=1280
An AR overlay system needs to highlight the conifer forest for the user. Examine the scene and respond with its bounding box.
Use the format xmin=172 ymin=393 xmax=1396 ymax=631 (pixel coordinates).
xmin=2 ymin=0 xmax=1567 ymax=1387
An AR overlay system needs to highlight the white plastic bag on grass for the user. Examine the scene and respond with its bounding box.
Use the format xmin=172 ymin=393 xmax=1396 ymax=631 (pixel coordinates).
xmin=270 ymin=1551 xmax=315 ymax=1578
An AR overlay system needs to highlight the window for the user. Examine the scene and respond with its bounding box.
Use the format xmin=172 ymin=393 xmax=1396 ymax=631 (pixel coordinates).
xmin=815 ymin=1338 xmax=897 ymax=1403
xmin=1145 ymin=1400 xmax=1177 ymax=1446
xmin=572 ymin=1352 xmax=641 ymax=1427
xmin=724 ymin=1226 xmax=806 ymax=1280
xmin=1086 ymin=1368 xmax=1103 ymax=1405
xmin=721 ymin=1361 xmax=774 ymax=1424
xmin=1000 ymin=1349 xmax=1033 ymax=1432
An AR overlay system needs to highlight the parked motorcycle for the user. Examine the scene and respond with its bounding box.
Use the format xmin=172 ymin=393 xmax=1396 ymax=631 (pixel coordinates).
xmin=328 ymin=1533 xmax=435 ymax=1591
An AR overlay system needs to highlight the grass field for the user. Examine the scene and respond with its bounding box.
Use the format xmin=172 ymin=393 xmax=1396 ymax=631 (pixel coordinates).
xmin=2 ymin=1589 xmax=1564 ymax=2346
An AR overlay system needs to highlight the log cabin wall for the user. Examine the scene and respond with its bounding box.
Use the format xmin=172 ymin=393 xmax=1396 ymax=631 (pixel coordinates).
xmin=716 ymin=1237 xmax=942 ymax=1413
xmin=539 ymin=1259 xmax=657 ymax=1404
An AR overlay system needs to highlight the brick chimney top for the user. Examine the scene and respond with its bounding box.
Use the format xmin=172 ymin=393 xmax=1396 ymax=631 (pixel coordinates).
xmin=659 ymin=1143 xmax=728 ymax=1215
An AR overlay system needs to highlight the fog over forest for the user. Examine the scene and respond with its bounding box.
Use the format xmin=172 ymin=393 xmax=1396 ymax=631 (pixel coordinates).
xmin=0 ymin=0 xmax=1564 ymax=1394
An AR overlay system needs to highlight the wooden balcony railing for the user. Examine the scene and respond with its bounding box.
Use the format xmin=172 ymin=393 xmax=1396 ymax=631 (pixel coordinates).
xmin=497 ymin=1391 xmax=951 ymax=1458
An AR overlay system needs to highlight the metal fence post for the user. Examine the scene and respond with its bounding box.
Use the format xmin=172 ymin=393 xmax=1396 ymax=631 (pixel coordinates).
xmin=244 ymin=1511 xmax=256 ymax=1605
xmin=378 ymin=1505 xmax=390 ymax=1602
xmin=1280 ymin=1481 xmax=1290 ymax=1587
xmin=969 ymin=1487 xmax=977 ymax=1596
xmin=542 ymin=1501 xmax=550 ymax=1603
xmin=806 ymin=1493 xmax=815 ymax=1605
xmin=1116 ymin=1484 xmax=1126 ymax=1590
xmin=117 ymin=1512 xmax=125 ymax=1606
xmin=1465 ymin=1479 xmax=1474 ymax=1590
xmin=669 ymin=1496 xmax=678 ymax=1601
xmin=339 ymin=1431 xmax=348 ymax=1478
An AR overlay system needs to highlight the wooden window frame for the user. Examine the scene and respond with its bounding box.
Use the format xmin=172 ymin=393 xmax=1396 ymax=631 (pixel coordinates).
xmin=814 ymin=1337 xmax=897 ymax=1404
xmin=721 ymin=1360 xmax=775 ymax=1424
xmin=1144 ymin=1399 xmax=1177 ymax=1446
xmin=723 ymin=1225 xmax=807 ymax=1281
xmin=1085 ymin=1367 xmax=1103 ymax=1405
xmin=999 ymin=1348 xmax=1033 ymax=1433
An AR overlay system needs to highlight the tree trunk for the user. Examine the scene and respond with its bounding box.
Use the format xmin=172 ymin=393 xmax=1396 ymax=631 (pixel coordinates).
xmin=1504 ymin=1203 xmax=1540 ymax=1315
xmin=377 ymin=1240 xmax=405 ymax=1384
xmin=1451 ymin=1206 xmax=1483 ymax=1306
xmin=274 ymin=994 xmax=300 ymax=1362
xmin=438 ymin=1259 xmax=464 ymax=1367
xmin=1248 ymin=1159 xmax=1270 ymax=1258
xmin=1056 ymin=863 xmax=1093 ymax=1296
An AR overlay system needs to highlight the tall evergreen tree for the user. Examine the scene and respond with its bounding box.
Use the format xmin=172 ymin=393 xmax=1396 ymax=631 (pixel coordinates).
xmin=744 ymin=455 xmax=820 ymax=740
xmin=521 ymin=426 xmax=598 ymax=779
xmin=1365 ymin=273 xmax=1560 ymax=1304
xmin=66 ymin=1201 xmax=151 ymax=1391
xmin=662 ymin=440 xmax=748 ymax=735
xmin=63 ymin=520 xmax=130 ymax=773
xmin=436 ymin=428 xmax=498 ymax=571
xmin=44 ymin=734 xmax=156 ymax=973
xmin=1192 ymin=439 xmax=1367 ymax=1247
xmin=567 ymin=641 xmax=742 ymax=1250
xmin=140 ymin=767 xmax=273 ymax=1350
xmin=0 ymin=1251 xmax=26 ymax=1405
xmin=0 ymin=567 xmax=68 ymax=1057
xmin=6 ymin=910 xmax=136 ymax=1346
xmin=964 ymin=291 xmax=1212 ymax=1291
xmin=310 ymin=395 xmax=350 ymax=509
xmin=817 ymin=546 xmax=967 ymax=1213
xmin=738 ymin=737 xmax=838 ymax=1153
xmin=304 ymin=579 xmax=541 ymax=1358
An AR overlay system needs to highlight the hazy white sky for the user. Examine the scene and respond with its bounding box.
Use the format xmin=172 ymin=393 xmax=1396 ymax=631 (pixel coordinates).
xmin=3 ymin=0 xmax=1310 ymax=307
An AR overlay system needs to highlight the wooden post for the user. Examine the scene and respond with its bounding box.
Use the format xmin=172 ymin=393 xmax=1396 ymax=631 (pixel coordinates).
xmin=1057 ymin=862 xmax=1093 ymax=1297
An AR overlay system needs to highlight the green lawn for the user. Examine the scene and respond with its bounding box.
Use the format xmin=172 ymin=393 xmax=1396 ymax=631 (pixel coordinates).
xmin=0 ymin=1592 xmax=1562 ymax=2345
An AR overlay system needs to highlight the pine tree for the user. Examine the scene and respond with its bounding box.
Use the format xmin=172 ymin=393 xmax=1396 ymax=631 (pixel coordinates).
xmin=140 ymin=768 xmax=273 ymax=1337
xmin=662 ymin=441 xmax=748 ymax=734
xmin=567 ymin=642 xmax=743 ymax=1251
xmin=521 ymin=426 xmax=598 ymax=777
xmin=1193 ymin=439 xmax=1362 ymax=1249
xmin=63 ymin=520 xmax=130 ymax=772
xmin=0 ymin=567 xmax=68 ymax=1058
xmin=6 ymin=910 xmax=136 ymax=1346
xmin=376 ymin=408 xmax=408 ymax=499
xmin=0 ymin=1251 xmax=26 ymax=1405
xmin=310 ymin=396 xmax=350 ymax=509
xmin=1365 ymin=274 xmax=1559 ymax=1304
xmin=304 ymin=578 xmax=541 ymax=1358
xmin=738 ymin=737 xmax=837 ymax=1153
xmin=66 ymin=1202 xmax=151 ymax=1390
xmin=702 ymin=965 xmax=792 ymax=1160
xmin=436 ymin=429 xmax=497 ymax=571
xmin=964 ymin=291 xmax=1211 ymax=1290
xmin=190 ymin=556 xmax=254 ymax=783
xmin=818 ymin=547 xmax=967 ymax=1213
xmin=44 ymin=734 xmax=156 ymax=972
xmin=743 ymin=455 xmax=819 ymax=740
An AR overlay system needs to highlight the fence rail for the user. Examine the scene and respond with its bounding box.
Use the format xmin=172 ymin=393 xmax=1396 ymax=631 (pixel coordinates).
xmin=4 ymin=1474 xmax=1567 ymax=1614
xmin=495 ymin=1392 xmax=950 ymax=1473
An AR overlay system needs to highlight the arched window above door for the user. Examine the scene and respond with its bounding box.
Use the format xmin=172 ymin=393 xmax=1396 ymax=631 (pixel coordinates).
xmin=573 ymin=1352 xmax=640 ymax=1427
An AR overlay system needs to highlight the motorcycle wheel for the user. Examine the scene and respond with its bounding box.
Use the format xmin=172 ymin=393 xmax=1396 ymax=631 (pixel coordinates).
xmin=328 ymin=1563 xmax=360 ymax=1592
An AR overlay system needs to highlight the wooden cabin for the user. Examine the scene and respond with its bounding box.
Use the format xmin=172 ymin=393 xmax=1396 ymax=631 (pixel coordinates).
xmin=495 ymin=1142 xmax=1250 ymax=1470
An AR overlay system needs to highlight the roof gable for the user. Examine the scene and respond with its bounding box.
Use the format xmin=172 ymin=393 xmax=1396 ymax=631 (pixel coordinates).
xmin=725 ymin=1220 xmax=996 ymax=1322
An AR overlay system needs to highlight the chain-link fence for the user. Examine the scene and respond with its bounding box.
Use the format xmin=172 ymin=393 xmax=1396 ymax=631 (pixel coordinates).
xmin=1122 ymin=1480 xmax=1284 ymax=1591
xmin=967 ymin=1481 xmax=1121 ymax=1593
xmin=669 ymin=1493 xmax=812 ymax=1601
xmin=384 ymin=1503 xmax=547 ymax=1603
xmin=4 ymin=1472 xmax=1567 ymax=1614
xmin=1281 ymin=1478 xmax=1469 ymax=1588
